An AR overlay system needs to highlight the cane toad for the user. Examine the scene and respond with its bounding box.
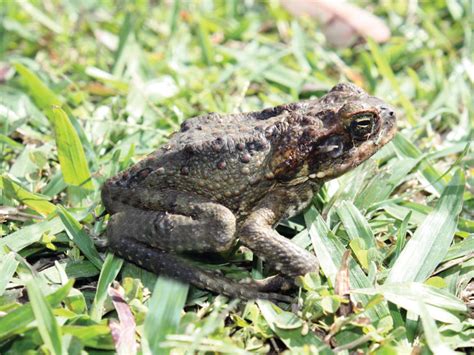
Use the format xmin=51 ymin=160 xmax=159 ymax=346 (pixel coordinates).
xmin=102 ymin=83 xmax=397 ymax=301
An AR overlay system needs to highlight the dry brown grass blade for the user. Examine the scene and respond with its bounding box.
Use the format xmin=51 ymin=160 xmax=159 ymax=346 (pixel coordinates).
xmin=335 ymin=249 xmax=353 ymax=316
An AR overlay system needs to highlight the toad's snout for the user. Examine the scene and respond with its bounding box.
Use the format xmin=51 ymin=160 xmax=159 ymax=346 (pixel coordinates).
xmin=376 ymin=105 xmax=397 ymax=145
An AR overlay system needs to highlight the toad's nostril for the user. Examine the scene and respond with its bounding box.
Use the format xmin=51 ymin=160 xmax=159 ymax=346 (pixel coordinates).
xmin=381 ymin=106 xmax=395 ymax=118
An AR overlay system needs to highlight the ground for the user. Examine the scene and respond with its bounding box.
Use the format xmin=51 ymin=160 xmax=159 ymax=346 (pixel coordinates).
xmin=0 ymin=1 xmax=472 ymax=354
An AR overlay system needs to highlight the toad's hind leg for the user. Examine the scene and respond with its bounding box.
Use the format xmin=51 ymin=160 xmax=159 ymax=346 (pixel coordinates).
xmin=103 ymin=185 xmax=238 ymax=253
xmin=107 ymin=212 xmax=292 ymax=302
xmin=107 ymin=203 xmax=236 ymax=254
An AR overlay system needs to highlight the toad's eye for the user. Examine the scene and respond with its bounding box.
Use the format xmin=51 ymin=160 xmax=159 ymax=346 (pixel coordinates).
xmin=349 ymin=112 xmax=375 ymax=140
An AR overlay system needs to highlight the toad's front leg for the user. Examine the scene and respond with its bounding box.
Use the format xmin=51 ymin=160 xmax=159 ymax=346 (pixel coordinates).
xmin=239 ymin=183 xmax=319 ymax=278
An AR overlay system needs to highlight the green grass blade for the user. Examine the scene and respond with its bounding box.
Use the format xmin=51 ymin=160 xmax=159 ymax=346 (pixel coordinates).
xmin=112 ymin=12 xmax=133 ymax=76
xmin=196 ymin=18 xmax=213 ymax=65
xmin=354 ymin=157 xmax=418 ymax=209
xmin=257 ymin=300 xmax=332 ymax=354
xmin=305 ymin=207 xmax=390 ymax=321
xmin=168 ymin=0 xmax=180 ymax=35
xmin=0 ymin=217 xmax=64 ymax=252
xmin=390 ymin=211 xmax=411 ymax=267
xmin=354 ymin=282 xmax=466 ymax=323
xmin=62 ymin=324 xmax=114 ymax=350
xmin=18 ymin=1 xmax=62 ymax=34
xmin=49 ymin=107 xmax=93 ymax=190
xmin=444 ymin=235 xmax=473 ymax=261
xmin=367 ymin=39 xmax=417 ymax=125
xmin=0 ymin=252 xmax=19 ymax=296
xmin=387 ymin=169 xmax=465 ymax=283
xmin=336 ymin=201 xmax=376 ymax=248
xmin=0 ymin=280 xmax=73 ymax=341
xmin=14 ymin=63 xmax=62 ymax=110
xmin=57 ymin=206 xmax=103 ymax=270
xmin=392 ymin=133 xmax=447 ymax=194
xmin=418 ymin=301 xmax=457 ymax=355
xmin=336 ymin=201 xmax=377 ymax=269
xmin=0 ymin=134 xmax=24 ymax=150
xmin=1 ymin=175 xmax=56 ymax=216
xmin=290 ymin=21 xmax=311 ymax=72
xmin=90 ymin=253 xmax=123 ymax=322
xmin=13 ymin=63 xmax=96 ymax=164
xmin=143 ymin=276 xmax=189 ymax=355
xmin=26 ymin=278 xmax=64 ymax=355
xmin=40 ymin=260 xmax=100 ymax=283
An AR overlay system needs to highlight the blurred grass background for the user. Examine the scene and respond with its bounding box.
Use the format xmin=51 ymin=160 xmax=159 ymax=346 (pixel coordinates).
xmin=0 ymin=0 xmax=473 ymax=354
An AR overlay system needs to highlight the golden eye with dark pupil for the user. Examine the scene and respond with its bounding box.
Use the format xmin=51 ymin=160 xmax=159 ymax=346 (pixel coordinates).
xmin=349 ymin=112 xmax=375 ymax=140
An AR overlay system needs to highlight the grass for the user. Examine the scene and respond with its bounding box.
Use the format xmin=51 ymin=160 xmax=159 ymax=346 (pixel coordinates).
xmin=0 ymin=0 xmax=473 ymax=353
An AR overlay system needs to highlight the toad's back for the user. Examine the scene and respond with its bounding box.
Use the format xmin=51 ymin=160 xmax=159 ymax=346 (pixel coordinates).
xmin=104 ymin=102 xmax=310 ymax=213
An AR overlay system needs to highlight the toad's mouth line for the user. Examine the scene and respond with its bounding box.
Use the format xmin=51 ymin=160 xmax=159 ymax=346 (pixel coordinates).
xmin=375 ymin=125 xmax=397 ymax=146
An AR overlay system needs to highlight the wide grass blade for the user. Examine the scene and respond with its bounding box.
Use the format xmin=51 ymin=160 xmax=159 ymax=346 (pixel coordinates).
xmin=257 ymin=300 xmax=332 ymax=354
xmin=354 ymin=157 xmax=418 ymax=209
xmin=392 ymin=133 xmax=447 ymax=194
xmin=0 ymin=252 xmax=19 ymax=296
xmin=196 ymin=18 xmax=213 ymax=65
xmin=49 ymin=107 xmax=93 ymax=190
xmin=26 ymin=278 xmax=64 ymax=355
xmin=90 ymin=253 xmax=123 ymax=322
xmin=168 ymin=0 xmax=180 ymax=36
xmin=57 ymin=206 xmax=103 ymax=269
xmin=0 ymin=280 xmax=73 ymax=341
xmin=0 ymin=217 xmax=64 ymax=252
xmin=14 ymin=63 xmax=62 ymax=109
xmin=112 ymin=13 xmax=132 ymax=74
xmin=354 ymin=282 xmax=466 ymax=323
xmin=336 ymin=201 xmax=376 ymax=269
xmin=336 ymin=201 xmax=376 ymax=249
xmin=387 ymin=169 xmax=465 ymax=283
xmin=418 ymin=301 xmax=457 ymax=355
xmin=0 ymin=134 xmax=24 ymax=150
xmin=62 ymin=324 xmax=115 ymax=350
xmin=13 ymin=63 xmax=96 ymax=163
xmin=18 ymin=1 xmax=62 ymax=34
xmin=444 ymin=235 xmax=473 ymax=261
xmin=1 ymin=175 xmax=56 ymax=216
xmin=143 ymin=276 xmax=189 ymax=355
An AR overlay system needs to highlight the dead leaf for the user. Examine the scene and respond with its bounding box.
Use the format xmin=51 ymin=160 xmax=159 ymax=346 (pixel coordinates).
xmin=281 ymin=0 xmax=390 ymax=47
xmin=108 ymin=283 xmax=137 ymax=355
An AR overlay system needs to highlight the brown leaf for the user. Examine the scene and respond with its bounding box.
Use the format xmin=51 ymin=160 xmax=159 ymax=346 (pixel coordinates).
xmin=108 ymin=284 xmax=137 ymax=355
xmin=281 ymin=0 xmax=391 ymax=47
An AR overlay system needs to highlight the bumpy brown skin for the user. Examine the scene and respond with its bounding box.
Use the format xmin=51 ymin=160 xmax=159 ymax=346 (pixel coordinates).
xmin=102 ymin=82 xmax=397 ymax=301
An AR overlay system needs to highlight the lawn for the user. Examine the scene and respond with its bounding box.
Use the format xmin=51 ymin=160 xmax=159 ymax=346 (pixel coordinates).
xmin=0 ymin=0 xmax=472 ymax=353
